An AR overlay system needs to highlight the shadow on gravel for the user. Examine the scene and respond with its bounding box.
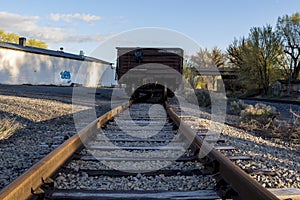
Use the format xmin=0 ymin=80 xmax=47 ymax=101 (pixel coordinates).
xmin=0 ymin=85 xmax=115 ymax=105
xmin=0 ymin=105 xmax=114 ymax=190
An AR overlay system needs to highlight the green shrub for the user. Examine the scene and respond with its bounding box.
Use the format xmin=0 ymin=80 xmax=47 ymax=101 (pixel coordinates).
xmin=179 ymin=88 xmax=196 ymax=104
xmin=195 ymin=89 xmax=211 ymax=107
xmin=241 ymin=103 xmax=278 ymax=124
xmin=229 ymin=100 xmax=247 ymax=115
xmin=184 ymin=89 xmax=211 ymax=107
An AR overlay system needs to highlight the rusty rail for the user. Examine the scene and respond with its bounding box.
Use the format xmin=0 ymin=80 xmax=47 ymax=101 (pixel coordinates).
xmin=0 ymin=101 xmax=133 ymax=200
xmin=165 ymin=102 xmax=279 ymax=200
xmin=0 ymin=99 xmax=280 ymax=200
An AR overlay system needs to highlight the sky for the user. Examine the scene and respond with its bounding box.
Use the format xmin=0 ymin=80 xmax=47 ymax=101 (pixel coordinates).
xmin=0 ymin=0 xmax=299 ymax=62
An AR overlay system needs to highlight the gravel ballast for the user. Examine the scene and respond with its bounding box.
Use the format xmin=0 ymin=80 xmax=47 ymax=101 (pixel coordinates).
xmin=54 ymin=102 xmax=216 ymax=191
xmin=169 ymin=95 xmax=299 ymax=189
xmin=0 ymin=86 xmax=299 ymax=191
xmin=0 ymin=86 xmax=113 ymax=190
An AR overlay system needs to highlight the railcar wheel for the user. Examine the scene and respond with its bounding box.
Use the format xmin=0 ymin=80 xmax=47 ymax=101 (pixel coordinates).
xmin=167 ymin=88 xmax=175 ymax=97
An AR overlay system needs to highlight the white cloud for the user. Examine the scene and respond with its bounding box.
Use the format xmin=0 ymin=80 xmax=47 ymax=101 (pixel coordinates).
xmin=65 ymin=34 xmax=107 ymax=43
xmin=0 ymin=12 xmax=39 ymax=33
xmin=0 ymin=11 xmax=107 ymax=44
xmin=0 ymin=11 xmax=66 ymax=42
xmin=49 ymin=13 xmax=101 ymax=23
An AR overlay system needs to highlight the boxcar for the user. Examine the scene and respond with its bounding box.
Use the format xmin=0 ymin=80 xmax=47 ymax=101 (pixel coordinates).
xmin=116 ymin=47 xmax=183 ymax=98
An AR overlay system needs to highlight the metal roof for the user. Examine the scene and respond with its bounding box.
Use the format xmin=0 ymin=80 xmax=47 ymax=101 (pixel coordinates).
xmin=0 ymin=41 xmax=111 ymax=65
xmin=116 ymin=47 xmax=184 ymax=57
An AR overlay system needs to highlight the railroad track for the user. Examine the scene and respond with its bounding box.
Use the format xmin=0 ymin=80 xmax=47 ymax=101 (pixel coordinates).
xmin=0 ymin=98 xmax=298 ymax=200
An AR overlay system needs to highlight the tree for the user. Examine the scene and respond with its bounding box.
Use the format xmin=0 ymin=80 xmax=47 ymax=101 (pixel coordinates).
xmin=276 ymin=12 xmax=300 ymax=81
xmin=212 ymin=46 xmax=226 ymax=68
xmin=0 ymin=29 xmax=47 ymax=49
xmin=27 ymin=38 xmax=48 ymax=49
xmin=0 ymin=31 xmax=19 ymax=43
xmin=227 ymin=25 xmax=283 ymax=94
xmin=185 ymin=47 xmax=227 ymax=90
xmin=190 ymin=47 xmax=226 ymax=69
xmin=183 ymin=56 xmax=198 ymax=88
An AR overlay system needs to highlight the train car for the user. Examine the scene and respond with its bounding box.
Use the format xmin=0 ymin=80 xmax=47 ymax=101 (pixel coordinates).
xmin=116 ymin=47 xmax=183 ymax=98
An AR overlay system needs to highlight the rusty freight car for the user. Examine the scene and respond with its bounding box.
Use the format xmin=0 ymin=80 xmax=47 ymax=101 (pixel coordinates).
xmin=116 ymin=47 xmax=183 ymax=99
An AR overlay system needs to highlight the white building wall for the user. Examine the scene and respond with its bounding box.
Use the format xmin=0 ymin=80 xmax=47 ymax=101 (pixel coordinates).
xmin=100 ymin=66 xmax=117 ymax=86
xmin=0 ymin=48 xmax=114 ymax=86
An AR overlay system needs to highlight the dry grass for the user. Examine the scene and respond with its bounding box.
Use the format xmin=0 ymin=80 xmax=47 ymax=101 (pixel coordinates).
xmin=239 ymin=118 xmax=300 ymax=140
xmin=0 ymin=117 xmax=21 ymax=140
xmin=229 ymin=100 xmax=300 ymax=141
xmin=238 ymin=109 xmax=300 ymax=141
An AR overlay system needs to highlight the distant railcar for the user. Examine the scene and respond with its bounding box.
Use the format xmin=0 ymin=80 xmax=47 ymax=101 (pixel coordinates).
xmin=116 ymin=47 xmax=183 ymax=98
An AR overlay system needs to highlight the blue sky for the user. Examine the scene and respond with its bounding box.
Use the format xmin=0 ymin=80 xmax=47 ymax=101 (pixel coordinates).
xmin=0 ymin=0 xmax=299 ymax=61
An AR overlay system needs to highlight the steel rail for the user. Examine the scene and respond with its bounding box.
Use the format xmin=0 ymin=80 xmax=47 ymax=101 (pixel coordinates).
xmin=165 ymin=101 xmax=279 ymax=200
xmin=0 ymin=99 xmax=280 ymax=200
xmin=0 ymin=101 xmax=133 ymax=200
